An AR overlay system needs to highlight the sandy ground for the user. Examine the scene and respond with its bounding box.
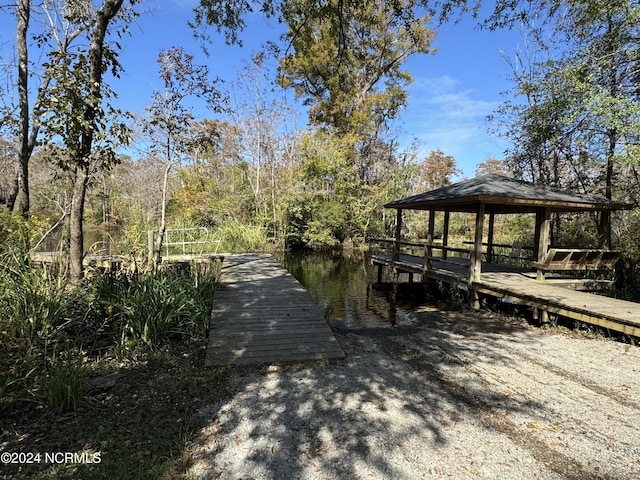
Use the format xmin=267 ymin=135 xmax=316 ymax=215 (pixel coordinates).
xmin=188 ymin=306 xmax=640 ymax=480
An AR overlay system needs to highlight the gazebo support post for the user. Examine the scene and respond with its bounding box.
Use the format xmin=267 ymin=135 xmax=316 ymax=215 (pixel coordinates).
xmin=487 ymin=212 xmax=495 ymax=263
xmin=534 ymin=207 xmax=551 ymax=322
xmin=535 ymin=207 xmax=551 ymax=280
xmin=394 ymin=208 xmax=403 ymax=262
xmin=422 ymin=209 xmax=436 ymax=288
xmin=426 ymin=208 xmax=435 ymax=266
xmin=469 ymin=203 xmax=485 ymax=310
xmin=392 ymin=208 xmax=403 ymax=293
xmin=442 ymin=210 xmax=450 ymax=260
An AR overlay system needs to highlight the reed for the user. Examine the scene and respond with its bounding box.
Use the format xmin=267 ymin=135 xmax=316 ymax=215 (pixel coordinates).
xmin=86 ymin=267 xmax=217 ymax=349
xmin=219 ymin=217 xmax=269 ymax=252
xmin=0 ymin=252 xmax=218 ymax=413
xmin=0 ymin=252 xmax=76 ymax=344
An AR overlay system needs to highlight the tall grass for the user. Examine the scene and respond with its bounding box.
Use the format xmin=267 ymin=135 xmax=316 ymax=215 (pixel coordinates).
xmin=0 ymin=252 xmax=218 ymax=411
xmin=45 ymin=362 xmax=88 ymax=411
xmin=0 ymin=253 xmax=76 ymax=344
xmin=219 ymin=217 xmax=269 ymax=252
xmin=87 ymin=269 xmax=216 ymax=348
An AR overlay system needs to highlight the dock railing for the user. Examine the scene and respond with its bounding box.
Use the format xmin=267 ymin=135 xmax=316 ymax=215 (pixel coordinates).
xmin=367 ymin=237 xmax=475 ymax=282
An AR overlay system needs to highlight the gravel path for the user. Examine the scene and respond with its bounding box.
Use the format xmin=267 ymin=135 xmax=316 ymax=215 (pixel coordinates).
xmin=189 ymin=306 xmax=640 ymax=480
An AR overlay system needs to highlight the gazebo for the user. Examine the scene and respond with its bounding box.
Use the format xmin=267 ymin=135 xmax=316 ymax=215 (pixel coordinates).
xmin=371 ymin=174 xmax=632 ymax=311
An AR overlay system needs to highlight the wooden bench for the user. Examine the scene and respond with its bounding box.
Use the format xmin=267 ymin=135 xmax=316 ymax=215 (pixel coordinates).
xmin=532 ymin=248 xmax=621 ymax=273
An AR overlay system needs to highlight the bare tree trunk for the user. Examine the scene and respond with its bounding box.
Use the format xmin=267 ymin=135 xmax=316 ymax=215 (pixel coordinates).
xmin=69 ymin=162 xmax=89 ymax=279
xmin=154 ymin=162 xmax=172 ymax=265
xmin=14 ymin=0 xmax=30 ymax=216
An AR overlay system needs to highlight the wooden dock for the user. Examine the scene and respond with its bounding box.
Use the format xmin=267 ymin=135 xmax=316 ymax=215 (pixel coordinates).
xmin=205 ymin=254 xmax=345 ymax=366
xmin=476 ymin=272 xmax=640 ymax=337
xmin=371 ymin=253 xmax=640 ymax=338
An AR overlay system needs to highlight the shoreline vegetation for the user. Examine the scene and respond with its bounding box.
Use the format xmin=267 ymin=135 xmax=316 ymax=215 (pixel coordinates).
xmin=0 ymin=223 xmax=224 ymax=479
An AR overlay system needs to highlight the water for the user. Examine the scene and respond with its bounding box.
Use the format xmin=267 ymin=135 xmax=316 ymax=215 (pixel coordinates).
xmin=281 ymin=251 xmax=424 ymax=329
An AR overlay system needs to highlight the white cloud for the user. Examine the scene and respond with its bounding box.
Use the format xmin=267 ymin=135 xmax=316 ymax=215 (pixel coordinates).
xmin=402 ymin=74 xmax=506 ymax=176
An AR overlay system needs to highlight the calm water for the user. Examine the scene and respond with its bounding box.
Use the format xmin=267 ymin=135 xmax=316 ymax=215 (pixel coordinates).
xmin=281 ymin=251 xmax=423 ymax=329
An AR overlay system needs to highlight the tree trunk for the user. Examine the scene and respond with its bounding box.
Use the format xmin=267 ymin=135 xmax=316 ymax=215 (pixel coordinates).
xmin=67 ymin=0 xmax=124 ymax=280
xmin=14 ymin=0 xmax=30 ymax=216
xmin=154 ymin=162 xmax=172 ymax=265
xmin=69 ymin=162 xmax=89 ymax=279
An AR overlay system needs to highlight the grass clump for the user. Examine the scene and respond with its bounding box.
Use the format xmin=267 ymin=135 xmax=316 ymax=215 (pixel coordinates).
xmin=44 ymin=362 xmax=88 ymax=411
xmin=0 ymin=250 xmax=219 ymax=408
xmin=86 ymin=267 xmax=216 ymax=349
xmin=219 ymin=216 xmax=269 ymax=252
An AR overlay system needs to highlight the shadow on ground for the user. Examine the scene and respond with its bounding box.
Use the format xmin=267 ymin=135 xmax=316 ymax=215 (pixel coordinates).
xmin=185 ymin=308 xmax=556 ymax=479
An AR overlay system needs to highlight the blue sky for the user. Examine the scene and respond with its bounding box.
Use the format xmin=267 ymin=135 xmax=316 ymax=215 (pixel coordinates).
xmin=1 ymin=0 xmax=523 ymax=178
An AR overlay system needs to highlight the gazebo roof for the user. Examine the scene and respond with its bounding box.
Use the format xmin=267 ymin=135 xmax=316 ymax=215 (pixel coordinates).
xmin=384 ymin=174 xmax=632 ymax=213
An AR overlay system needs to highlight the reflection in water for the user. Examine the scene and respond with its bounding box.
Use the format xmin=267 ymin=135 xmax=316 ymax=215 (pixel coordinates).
xmin=282 ymin=251 xmax=423 ymax=329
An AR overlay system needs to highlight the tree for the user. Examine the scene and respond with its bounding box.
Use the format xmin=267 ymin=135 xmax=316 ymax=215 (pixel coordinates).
xmin=140 ymin=46 xmax=225 ymax=263
xmin=492 ymin=0 xmax=640 ymax=248
xmin=475 ymin=156 xmax=510 ymax=176
xmin=14 ymin=0 xmax=30 ymax=215
xmin=34 ymin=0 xmax=137 ymax=279
xmin=416 ymin=149 xmax=460 ymax=191
xmin=276 ymin=0 xmax=436 ymax=138
xmin=222 ymin=54 xmax=299 ymax=233
xmin=7 ymin=0 xmax=120 ymax=218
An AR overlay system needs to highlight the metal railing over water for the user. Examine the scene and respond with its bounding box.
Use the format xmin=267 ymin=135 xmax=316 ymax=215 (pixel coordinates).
xmin=145 ymin=227 xmax=223 ymax=261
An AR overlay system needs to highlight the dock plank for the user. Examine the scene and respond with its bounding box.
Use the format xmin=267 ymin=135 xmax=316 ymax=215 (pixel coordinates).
xmin=205 ymin=254 xmax=344 ymax=367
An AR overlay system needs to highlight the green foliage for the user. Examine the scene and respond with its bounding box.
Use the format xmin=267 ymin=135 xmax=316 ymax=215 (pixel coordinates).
xmin=85 ymin=268 xmax=217 ymax=348
xmin=0 ymin=252 xmax=218 ymax=413
xmin=493 ymin=0 xmax=640 ymax=249
xmin=0 ymin=211 xmax=44 ymax=255
xmin=278 ymin=0 xmax=435 ymax=136
xmin=218 ymin=217 xmax=269 ymax=252
xmin=0 ymin=253 xmax=76 ymax=344
xmin=497 ymin=214 xmax=536 ymax=246
xmin=44 ymin=362 xmax=88 ymax=411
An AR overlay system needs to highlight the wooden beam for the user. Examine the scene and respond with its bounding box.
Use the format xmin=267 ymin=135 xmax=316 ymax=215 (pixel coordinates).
xmin=427 ymin=209 xmax=435 ymax=244
xmin=393 ymin=209 xmax=402 ymax=262
xmin=472 ymin=203 xmax=485 ymax=283
xmin=469 ymin=203 xmax=485 ymax=310
xmin=421 ymin=209 xmax=436 ymax=280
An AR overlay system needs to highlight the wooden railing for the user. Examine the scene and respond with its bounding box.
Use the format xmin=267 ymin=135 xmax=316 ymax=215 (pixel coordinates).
xmin=368 ymin=237 xmax=475 ymax=279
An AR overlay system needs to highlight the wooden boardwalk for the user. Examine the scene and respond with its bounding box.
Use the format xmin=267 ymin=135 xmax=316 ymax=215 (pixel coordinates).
xmin=371 ymin=254 xmax=640 ymax=337
xmin=205 ymin=254 xmax=345 ymax=367
xmin=476 ymin=272 xmax=640 ymax=337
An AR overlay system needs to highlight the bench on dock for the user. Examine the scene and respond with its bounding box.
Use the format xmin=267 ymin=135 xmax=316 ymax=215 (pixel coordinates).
xmin=532 ymin=248 xmax=621 ymax=273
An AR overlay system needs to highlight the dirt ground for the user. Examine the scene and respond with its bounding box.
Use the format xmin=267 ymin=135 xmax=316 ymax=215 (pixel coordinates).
xmin=2 ymin=304 xmax=638 ymax=480
xmin=187 ymin=305 xmax=640 ymax=479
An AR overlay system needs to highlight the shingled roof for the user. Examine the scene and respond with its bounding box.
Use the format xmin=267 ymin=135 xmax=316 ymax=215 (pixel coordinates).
xmin=384 ymin=174 xmax=632 ymax=213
